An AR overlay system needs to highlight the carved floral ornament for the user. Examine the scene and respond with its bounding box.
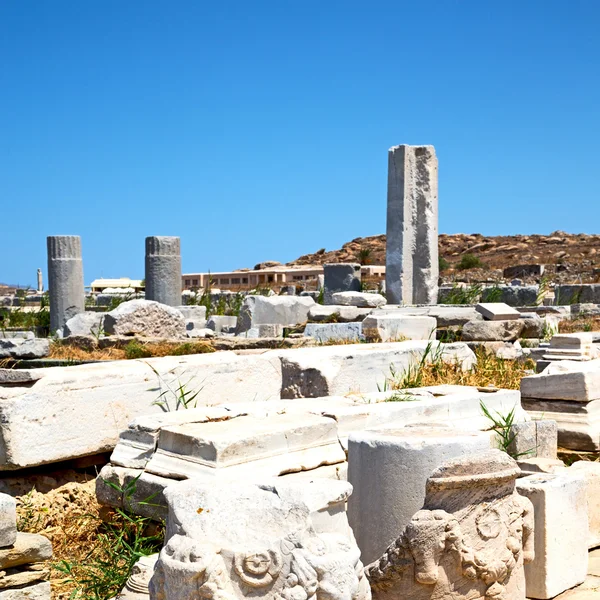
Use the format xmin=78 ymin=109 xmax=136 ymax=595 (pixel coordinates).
xmin=366 ymin=450 xmax=534 ymax=600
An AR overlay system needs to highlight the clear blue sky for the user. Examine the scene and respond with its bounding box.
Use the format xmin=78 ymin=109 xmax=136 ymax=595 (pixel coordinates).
xmin=1 ymin=1 xmax=599 ymax=287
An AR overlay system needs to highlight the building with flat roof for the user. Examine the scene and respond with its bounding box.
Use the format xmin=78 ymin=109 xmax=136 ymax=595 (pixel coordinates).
xmin=182 ymin=265 xmax=385 ymax=291
xmin=89 ymin=278 xmax=145 ymax=293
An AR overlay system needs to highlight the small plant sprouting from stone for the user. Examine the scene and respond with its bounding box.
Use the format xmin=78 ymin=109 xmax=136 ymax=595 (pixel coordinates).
xmin=147 ymin=363 xmax=204 ymax=411
xmin=484 ymin=286 xmax=503 ymax=303
xmin=479 ymin=400 xmax=534 ymax=459
xmin=380 ymin=342 xmax=445 ymax=390
xmin=536 ymin=274 xmax=551 ymax=306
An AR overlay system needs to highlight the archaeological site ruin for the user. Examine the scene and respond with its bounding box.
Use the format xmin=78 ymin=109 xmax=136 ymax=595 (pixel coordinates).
xmin=3 ymin=143 xmax=600 ymax=600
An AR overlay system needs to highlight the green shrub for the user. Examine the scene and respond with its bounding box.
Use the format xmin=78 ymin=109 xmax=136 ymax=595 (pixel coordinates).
xmin=456 ymin=253 xmax=484 ymax=270
xmin=444 ymin=283 xmax=483 ymax=305
xmin=124 ymin=341 xmax=152 ymax=360
xmin=170 ymin=342 xmax=213 ymax=356
xmin=439 ymin=256 xmax=450 ymax=271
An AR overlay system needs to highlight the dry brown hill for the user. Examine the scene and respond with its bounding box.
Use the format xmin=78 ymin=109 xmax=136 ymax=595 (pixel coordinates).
xmin=288 ymin=231 xmax=600 ymax=283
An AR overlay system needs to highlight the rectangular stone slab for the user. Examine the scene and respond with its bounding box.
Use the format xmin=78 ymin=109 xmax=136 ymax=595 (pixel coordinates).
xmin=0 ymin=533 xmax=52 ymax=568
xmin=145 ymin=413 xmax=345 ymax=479
xmin=522 ymin=398 xmax=600 ymax=451
xmin=476 ymin=302 xmax=521 ymax=321
xmin=521 ymin=367 xmax=600 ymax=401
xmin=111 ymin=406 xmax=248 ymax=469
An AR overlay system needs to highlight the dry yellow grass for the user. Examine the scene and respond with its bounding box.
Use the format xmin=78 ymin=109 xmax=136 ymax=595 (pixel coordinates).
xmin=385 ymin=347 xmax=534 ymax=391
xmin=16 ymin=478 xmax=163 ymax=600
xmin=559 ymin=316 xmax=600 ymax=333
xmin=48 ymin=340 xmax=214 ymax=362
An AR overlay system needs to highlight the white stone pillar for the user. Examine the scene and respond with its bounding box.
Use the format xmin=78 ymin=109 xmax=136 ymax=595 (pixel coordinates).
xmin=47 ymin=236 xmax=85 ymax=334
xmin=385 ymin=144 xmax=439 ymax=305
xmin=36 ymin=269 xmax=43 ymax=293
xmin=347 ymin=426 xmax=490 ymax=565
xmin=145 ymin=236 xmax=181 ymax=307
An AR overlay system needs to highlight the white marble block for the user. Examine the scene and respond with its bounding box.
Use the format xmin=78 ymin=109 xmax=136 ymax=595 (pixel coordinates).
xmin=476 ymin=302 xmax=521 ymax=321
xmin=570 ymin=460 xmax=600 ymax=548
xmin=347 ymin=426 xmax=491 ymax=565
xmin=516 ymin=472 xmax=588 ymax=599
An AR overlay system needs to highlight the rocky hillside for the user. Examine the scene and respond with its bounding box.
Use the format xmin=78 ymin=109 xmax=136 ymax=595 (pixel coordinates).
xmin=288 ymin=231 xmax=600 ymax=283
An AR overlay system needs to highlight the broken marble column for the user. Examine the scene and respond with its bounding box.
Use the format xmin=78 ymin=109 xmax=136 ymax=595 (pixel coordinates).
xmin=366 ymin=450 xmax=534 ymax=600
xmin=323 ymin=263 xmax=361 ymax=305
xmin=348 ymin=426 xmax=491 ymax=565
xmin=385 ymin=145 xmax=438 ymax=305
xmin=36 ymin=269 xmax=43 ymax=293
xmin=47 ymin=235 xmax=85 ymax=333
xmin=149 ymin=478 xmax=371 ymax=600
xmin=145 ymin=236 xmax=181 ymax=307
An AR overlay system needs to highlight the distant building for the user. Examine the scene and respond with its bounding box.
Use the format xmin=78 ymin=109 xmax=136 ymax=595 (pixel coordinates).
xmin=182 ymin=265 xmax=385 ymax=291
xmin=89 ymin=278 xmax=145 ymax=293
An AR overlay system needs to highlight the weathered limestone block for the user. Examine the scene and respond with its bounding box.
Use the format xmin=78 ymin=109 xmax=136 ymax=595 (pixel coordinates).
xmin=555 ymin=284 xmax=600 ymax=305
xmin=361 ymin=315 xmax=436 ymax=342
xmin=206 ymin=315 xmax=237 ymax=334
xmin=506 ymin=420 xmax=557 ymax=459
xmin=110 ymin=406 xmax=249 ymax=469
xmin=236 ymin=296 xmax=315 ymax=334
xmin=47 ymin=235 xmax=85 ymax=333
xmin=279 ymin=341 xmax=475 ymax=399
xmin=0 ymin=351 xmax=282 ymax=470
xmin=149 ymin=478 xmax=371 ymax=600
xmin=377 ymin=305 xmax=483 ymax=327
xmin=481 ymin=286 xmax=539 ymax=307
xmin=331 ymin=292 xmax=387 ymax=308
xmin=177 ymin=305 xmax=207 ymax=334
xmin=145 ymin=236 xmax=181 ymax=307
xmin=0 ymin=340 xmax=50 ymax=360
xmin=0 ymin=534 xmax=52 ymax=569
xmin=516 ymin=472 xmax=588 ymax=599
xmin=366 ymin=450 xmax=534 ymax=600
xmin=521 ymin=360 xmax=600 ymax=401
xmin=347 ymin=427 xmax=491 ymax=565
xmin=0 ymin=495 xmax=16 ymax=548
xmin=522 ymin=397 xmax=600 ymax=452
xmin=385 ymin=145 xmax=438 ymax=305
xmin=103 ymin=300 xmax=186 ymax=338
xmin=0 ymin=581 xmax=50 ymax=600
xmin=303 ymin=323 xmax=362 ymax=343
xmin=461 ymin=319 xmax=525 ymax=342
xmin=569 ymin=461 xmax=600 ymax=549
xmin=323 ymin=263 xmax=361 ymax=305
xmin=144 ymin=413 xmax=346 ymax=480
xmin=63 ymin=311 xmax=104 ymax=337
xmin=476 ymin=302 xmax=520 ymax=321
xmin=307 ymin=305 xmax=372 ymax=323
xmin=0 ymin=369 xmax=43 ymax=385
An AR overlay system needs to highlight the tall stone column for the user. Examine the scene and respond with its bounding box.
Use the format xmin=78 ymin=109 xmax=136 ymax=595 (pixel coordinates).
xmin=145 ymin=236 xmax=181 ymax=306
xmin=385 ymin=144 xmax=438 ymax=305
xmin=36 ymin=269 xmax=43 ymax=293
xmin=47 ymin=236 xmax=85 ymax=333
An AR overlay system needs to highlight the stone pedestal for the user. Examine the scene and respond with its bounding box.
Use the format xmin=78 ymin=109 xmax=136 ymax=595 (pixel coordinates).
xmin=47 ymin=235 xmax=85 ymax=333
xmin=145 ymin=236 xmax=181 ymax=307
xmin=516 ymin=472 xmax=588 ymax=599
xmin=323 ymin=263 xmax=361 ymax=305
xmin=385 ymin=145 xmax=438 ymax=305
xmin=366 ymin=450 xmax=534 ymax=600
xmin=348 ymin=426 xmax=491 ymax=565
